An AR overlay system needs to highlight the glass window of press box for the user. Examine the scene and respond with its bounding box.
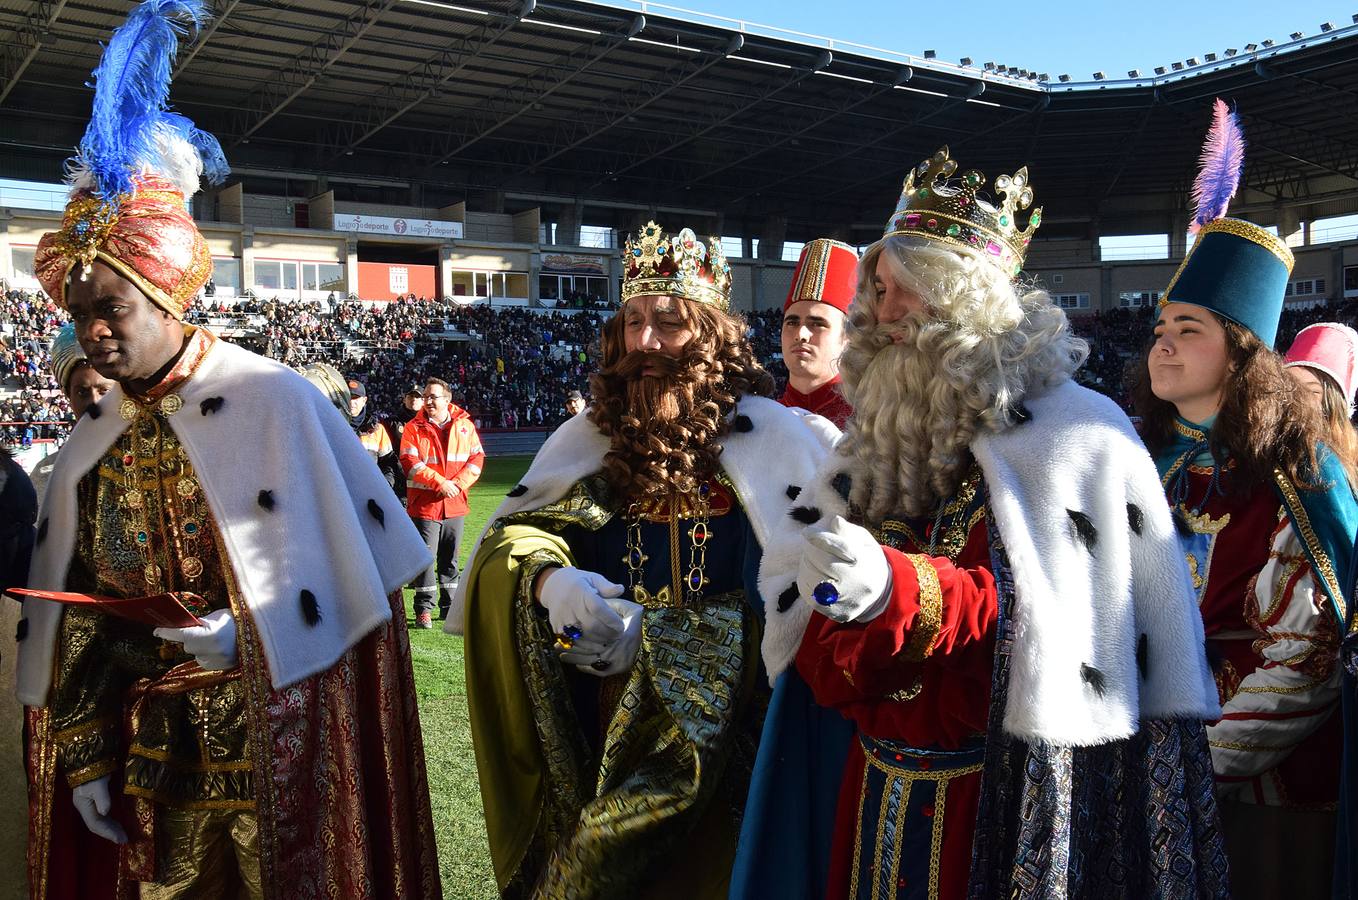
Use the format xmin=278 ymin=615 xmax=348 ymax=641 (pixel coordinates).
xmin=208 ymin=258 xmax=241 ymax=298
xmin=9 ymin=247 xmax=38 ymax=288
xmin=254 ymin=261 xmax=345 ymax=299
xmin=450 ymin=271 xmax=530 ymax=302
xmin=538 ymin=274 xmax=609 ymax=307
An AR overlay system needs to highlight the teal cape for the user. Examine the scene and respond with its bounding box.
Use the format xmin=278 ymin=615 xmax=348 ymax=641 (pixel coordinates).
xmin=1155 ymin=419 xmax=1358 ymax=898
xmin=729 ymin=668 xmax=853 ymax=899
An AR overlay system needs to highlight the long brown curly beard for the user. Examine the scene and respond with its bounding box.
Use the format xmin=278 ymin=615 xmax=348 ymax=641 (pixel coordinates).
xmin=588 ymin=301 xmax=774 ymax=503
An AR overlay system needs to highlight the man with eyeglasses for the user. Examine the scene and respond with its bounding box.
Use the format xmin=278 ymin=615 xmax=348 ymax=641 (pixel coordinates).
xmin=400 ymin=377 xmax=484 ymax=628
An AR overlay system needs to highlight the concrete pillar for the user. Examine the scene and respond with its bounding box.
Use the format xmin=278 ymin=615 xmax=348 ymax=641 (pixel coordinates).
xmin=759 ymin=214 xmax=787 ymax=261
xmin=439 ymin=244 xmax=455 ymax=300
xmin=608 ymin=253 xmax=623 ymax=309
xmin=529 ymin=252 xmax=542 ymax=307
xmin=557 ymin=200 xmax=583 ymax=247
xmin=0 ymin=211 xmax=12 ymax=285
xmin=1169 ymin=214 xmax=1189 ymax=258
xmin=1277 ymin=204 xmax=1302 ymax=248
xmin=217 ymin=183 xmax=244 ymax=225
xmin=240 ymin=228 xmax=256 ymax=296
xmin=1088 ymin=217 xmax=1102 ymax=263
xmin=309 ymin=191 xmax=336 ymax=232
xmin=345 ymin=238 xmax=359 ymax=298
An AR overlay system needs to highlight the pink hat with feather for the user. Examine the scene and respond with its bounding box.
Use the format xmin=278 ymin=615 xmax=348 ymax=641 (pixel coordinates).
xmin=1285 ymin=322 xmax=1358 ymax=410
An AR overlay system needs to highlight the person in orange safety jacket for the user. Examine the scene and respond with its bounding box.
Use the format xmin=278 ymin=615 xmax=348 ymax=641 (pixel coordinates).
xmin=400 ymin=376 xmax=484 ymax=628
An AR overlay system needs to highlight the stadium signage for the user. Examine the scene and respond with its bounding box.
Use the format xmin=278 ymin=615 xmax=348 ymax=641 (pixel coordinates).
xmin=333 ymin=214 xmax=464 ymax=239
xmin=541 ymin=253 xmax=606 ymax=274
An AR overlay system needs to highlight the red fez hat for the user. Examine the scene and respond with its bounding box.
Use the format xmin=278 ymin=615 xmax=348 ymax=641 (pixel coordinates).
xmin=784 ymin=238 xmax=858 ymax=314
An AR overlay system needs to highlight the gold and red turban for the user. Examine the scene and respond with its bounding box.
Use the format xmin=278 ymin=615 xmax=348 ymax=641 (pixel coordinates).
xmin=34 ymin=174 xmax=211 ymax=320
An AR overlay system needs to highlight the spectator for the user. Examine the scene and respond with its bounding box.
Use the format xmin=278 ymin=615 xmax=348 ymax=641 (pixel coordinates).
xmin=400 ymin=377 xmax=485 ymax=628
xmin=29 ymin=324 xmax=114 ymax=503
xmin=348 ymin=377 xmax=401 ymax=493
xmin=564 ymin=390 xmax=585 ymax=417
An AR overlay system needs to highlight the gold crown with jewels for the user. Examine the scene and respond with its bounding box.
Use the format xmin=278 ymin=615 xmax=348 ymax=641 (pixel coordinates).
xmin=622 ymin=220 xmax=732 ymax=310
xmin=883 ymin=147 xmax=1042 ymax=279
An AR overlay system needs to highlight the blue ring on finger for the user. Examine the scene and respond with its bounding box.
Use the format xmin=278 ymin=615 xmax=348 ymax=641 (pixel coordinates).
xmin=812 ymin=581 xmax=840 ymax=606
xmin=562 ymin=623 xmax=584 ymax=641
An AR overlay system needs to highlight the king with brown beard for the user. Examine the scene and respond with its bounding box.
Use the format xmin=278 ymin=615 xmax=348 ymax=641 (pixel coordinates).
xmin=450 ymin=221 xmax=841 ymax=899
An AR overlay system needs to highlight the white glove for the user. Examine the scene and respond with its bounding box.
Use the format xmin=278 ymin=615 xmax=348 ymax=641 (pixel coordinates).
xmin=153 ymin=608 xmax=238 ymax=671
xmin=72 ymin=775 xmax=128 ymax=844
xmin=560 ymin=597 xmax=644 ymax=678
xmin=797 ymin=515 xmax=892 ymax=624
xmin=538 ymin=567 xmax=626 ymax=645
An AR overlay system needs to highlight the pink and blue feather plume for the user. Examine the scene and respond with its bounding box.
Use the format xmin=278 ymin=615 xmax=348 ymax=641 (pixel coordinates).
xmin=1189 ymin=99 xmax=1246 ymax=233
xmin=73 ymin=0 xmax=227 ymax=205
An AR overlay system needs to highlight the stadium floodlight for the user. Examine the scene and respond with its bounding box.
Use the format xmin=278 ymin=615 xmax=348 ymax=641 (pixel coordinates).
xmin=1320 ymin=21 xmax=1334 ymax=31
xmin=1058 ymin=73 xmax=1071 ymax=82
xmin=1171 ymin=61 xmax=1184 ymax=70
xmin=1352 ymin=14 xmax=1358 ymax=24
xmin=1244 ymin=43 xmax=1258 ymax=51
xmin=1261 ymin=39 xmax=1274 ymax=47
xmin=1290 ymin=31 xmax=1304 ymax=40
xmin=983 ymin=61 xmax=995 ymax=71
xmin=1128 ymin=69 xmax=1140 ymax=78
xmin=1204 ymin=52 xmax=1217 ymax=61
xmin=1186 ymin=57 xmax=1199 ymax=65
xmin=1038 ymin=72 xmax=1049 ymax=81
xmin=1225 ymin=48 xmax=1238 ymax=56
xmin=923 ymin=49 xmax=937 ymax=59
xmin=1154 ymin=66 xmax=1167 ymax=74
xmin=1092 ymin=71 xmax=1105 ymax=80
xmin=960 ymin=56 xmax=973 ymax=66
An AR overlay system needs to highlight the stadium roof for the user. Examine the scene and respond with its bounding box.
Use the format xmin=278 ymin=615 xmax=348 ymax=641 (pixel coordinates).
xmin=4 ymin=0 xmax=1358 ymax=244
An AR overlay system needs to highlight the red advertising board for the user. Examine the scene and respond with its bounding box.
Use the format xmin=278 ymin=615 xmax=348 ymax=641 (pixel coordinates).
xmin=357 ymin=261 xmax=437 ymax=301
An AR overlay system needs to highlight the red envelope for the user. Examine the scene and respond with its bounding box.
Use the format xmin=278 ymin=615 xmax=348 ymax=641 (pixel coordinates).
xmin=6 ymin=588 xmax=205 ymax=629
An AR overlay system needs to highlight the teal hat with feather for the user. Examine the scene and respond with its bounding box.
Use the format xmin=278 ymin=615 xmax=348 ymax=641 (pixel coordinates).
xmin=1160 ymin=100 xmax=1294 ymax=349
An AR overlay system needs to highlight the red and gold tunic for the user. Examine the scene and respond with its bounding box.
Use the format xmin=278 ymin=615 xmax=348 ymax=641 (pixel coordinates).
xmin=1173 ymin=465 xmax=1342 ymax=808
xmin=795 ymin=467 xmax=997 ymax=899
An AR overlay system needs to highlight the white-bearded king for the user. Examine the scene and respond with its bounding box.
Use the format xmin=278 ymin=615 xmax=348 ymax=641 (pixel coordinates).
xmin=733 ymin=148 xmax=1231 ymax=899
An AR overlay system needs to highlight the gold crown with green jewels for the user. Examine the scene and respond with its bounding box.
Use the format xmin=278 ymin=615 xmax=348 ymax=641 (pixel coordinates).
xmin=884 ymin=147 xmax=1042 ymax=279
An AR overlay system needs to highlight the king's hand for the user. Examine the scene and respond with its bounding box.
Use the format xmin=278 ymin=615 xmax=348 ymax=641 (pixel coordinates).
xmin=796 ymin=515 xmax=892 ymax=624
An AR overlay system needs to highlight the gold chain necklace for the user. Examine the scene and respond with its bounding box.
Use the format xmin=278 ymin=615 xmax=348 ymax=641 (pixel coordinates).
xmin=622 ymin=482 xmax=713 ymax=608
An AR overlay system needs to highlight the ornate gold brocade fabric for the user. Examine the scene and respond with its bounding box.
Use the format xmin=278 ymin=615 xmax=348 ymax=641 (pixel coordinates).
xmin=50 ymin=358 xmax=251 ymax=809
xmin=493 ymin=477 xmax=761 ymax=899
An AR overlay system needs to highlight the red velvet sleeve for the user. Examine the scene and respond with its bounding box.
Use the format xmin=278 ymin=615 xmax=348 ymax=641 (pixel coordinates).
xmin=794 ymin=520 xmax=998 ymax=746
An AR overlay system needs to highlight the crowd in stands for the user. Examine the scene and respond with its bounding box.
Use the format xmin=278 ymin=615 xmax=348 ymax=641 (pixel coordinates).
xmin=1 ymin=289 xmax=72 ymax=445
xmin=6 ymin=283 xmax=1358 ymax=451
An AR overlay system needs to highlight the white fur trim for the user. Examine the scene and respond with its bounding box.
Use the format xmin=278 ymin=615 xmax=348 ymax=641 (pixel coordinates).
xmin=444 ymin=397 xmax=838 ymax=637
xmin=17 ymin=339 xmax=432 ymax=704
xmin=758 ymin=378 xmax=1220 ymax=745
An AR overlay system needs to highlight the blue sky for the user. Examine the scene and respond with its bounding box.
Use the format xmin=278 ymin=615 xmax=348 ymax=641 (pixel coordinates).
xmin=617 ymin=0 xmax=1356 ymax=79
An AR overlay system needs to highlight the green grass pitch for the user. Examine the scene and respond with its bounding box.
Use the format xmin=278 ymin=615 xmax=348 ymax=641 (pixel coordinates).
xmin=404 ymin=453 xmax=532 ymax=898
